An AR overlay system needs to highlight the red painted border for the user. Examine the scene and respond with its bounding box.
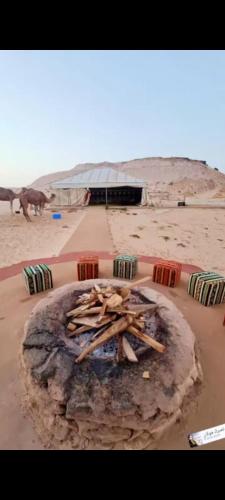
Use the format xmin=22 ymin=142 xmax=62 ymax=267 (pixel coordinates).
xmin=0 ymin=251 xmax=203 ymax=282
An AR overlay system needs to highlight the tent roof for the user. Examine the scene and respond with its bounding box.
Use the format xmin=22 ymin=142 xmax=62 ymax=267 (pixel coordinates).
xmin=51 ymin=167 xmax=146 ymax=189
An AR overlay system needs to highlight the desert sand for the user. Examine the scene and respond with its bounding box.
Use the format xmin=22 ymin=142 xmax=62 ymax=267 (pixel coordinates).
xmin=1 ymin=201 xmax=225 ymax=274
xmin=107 ymin=207 xmax=225 ymax=275
xmin=0 ymin=201 xmax=86 ymax=268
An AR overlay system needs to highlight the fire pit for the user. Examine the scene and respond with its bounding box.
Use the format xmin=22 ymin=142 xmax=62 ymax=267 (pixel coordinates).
xmin=21 ymin=278 xmax=203 ymax=450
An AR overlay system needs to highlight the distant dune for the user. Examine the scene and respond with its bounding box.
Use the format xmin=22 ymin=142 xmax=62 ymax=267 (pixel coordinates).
xmin=30 ymin=157 xmax=225 ymax=198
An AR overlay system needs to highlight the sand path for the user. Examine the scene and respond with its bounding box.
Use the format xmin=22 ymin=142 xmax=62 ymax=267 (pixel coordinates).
xmin=60 ymin=206 xmax=115 ymax=254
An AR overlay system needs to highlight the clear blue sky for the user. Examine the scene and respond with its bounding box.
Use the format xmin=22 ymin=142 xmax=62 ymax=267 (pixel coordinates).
xmin=1 ymin=50 xmax=225 ymax=186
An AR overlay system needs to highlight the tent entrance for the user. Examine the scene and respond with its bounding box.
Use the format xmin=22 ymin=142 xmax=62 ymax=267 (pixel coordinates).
xmin=89 ymin=186 xmax=142 ymax=205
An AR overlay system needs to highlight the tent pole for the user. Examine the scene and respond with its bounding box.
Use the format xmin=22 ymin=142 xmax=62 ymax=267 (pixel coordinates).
xmin=105 ymin=187 xmax=108 ymax=208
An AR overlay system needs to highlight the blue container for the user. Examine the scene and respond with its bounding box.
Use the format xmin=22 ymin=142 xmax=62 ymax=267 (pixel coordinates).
xmin=52 ymin=213 xmax=62 ymax=220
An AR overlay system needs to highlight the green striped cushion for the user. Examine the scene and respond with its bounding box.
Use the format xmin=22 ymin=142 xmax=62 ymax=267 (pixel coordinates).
xmin=113 ymin=255 xmax=137 ymax=280
xmin=23 ymin=264 xmax=53 ymax=295
xmin=188 ymin=271 xmax=225 ymax=306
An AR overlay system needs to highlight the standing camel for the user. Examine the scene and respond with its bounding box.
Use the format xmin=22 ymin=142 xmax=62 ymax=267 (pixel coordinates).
xmin=0 ymin=187 xmax=19 ymax=215
xmin=19 ymin=189 xmax=56 ymax=221
xmin=20 ymin=188 xmax=42 ymax=215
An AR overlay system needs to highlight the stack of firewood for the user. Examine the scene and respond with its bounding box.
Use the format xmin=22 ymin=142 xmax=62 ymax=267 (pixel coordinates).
xmin=66 ymin=277 xmax=166 ymax=364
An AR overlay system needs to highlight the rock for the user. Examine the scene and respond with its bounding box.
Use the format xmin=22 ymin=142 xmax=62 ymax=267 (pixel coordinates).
xmin=23 ymin=332 xmax=61 ymax=349
xmin=54 ymin=417 xmax=70 ymax=441
xmin=124 ymin=431 xmax=152 ymax=450
xmin=23 ymin=348 xmax=49 ymax=369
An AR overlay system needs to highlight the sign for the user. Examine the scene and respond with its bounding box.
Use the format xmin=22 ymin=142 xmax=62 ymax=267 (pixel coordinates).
xmin=188 ymin=423 xmax=225 ymax=448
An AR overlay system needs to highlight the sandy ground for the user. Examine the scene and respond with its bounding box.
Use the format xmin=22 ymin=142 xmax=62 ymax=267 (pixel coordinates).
xmin=0 ymin=201 xmax=86 ymax=268
xmin=107 ymin=207 xmax=225 ymax=275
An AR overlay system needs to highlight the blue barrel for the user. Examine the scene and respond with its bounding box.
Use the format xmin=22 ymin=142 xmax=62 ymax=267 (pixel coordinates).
xmin=52 ymin=213 xmax=62 ymax=220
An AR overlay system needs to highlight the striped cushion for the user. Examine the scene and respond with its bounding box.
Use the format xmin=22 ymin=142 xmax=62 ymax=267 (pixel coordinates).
xmin=153 ymin=260 xmax=182 ymax=287
xmin=23 ymin=264 xmax=53 ymax=295
xmin=113 ymin=255 xmax=137 ymax=280
xmin=77 ymin=256 xmax=99 ymax=281
xmin=188 ymin=271 xmax=225 ymax=306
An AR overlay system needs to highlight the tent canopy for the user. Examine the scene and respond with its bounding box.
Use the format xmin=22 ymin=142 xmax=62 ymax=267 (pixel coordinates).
xmin=51 ymin=166 xmax=147 ymax=189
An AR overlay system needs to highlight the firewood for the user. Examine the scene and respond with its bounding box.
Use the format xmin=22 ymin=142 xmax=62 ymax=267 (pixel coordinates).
xmin=119 ymin=288 xmax=131 ymax=302
xmin=133 ymin=318 xmax=145 ymax=330
xmin=66 ymin=301 xmax=96 ymax=318
xmin=75 ymin=315 xmax=134 ymax=363
xmin=125 ymin=276 xmax=151 ymax=289
xmin=122 ymin=336 xmax=138 ymax=362
xmin=72 ymin=313 xmax=117 ymax=329
xmin=127 ymin=304 xmax=157 ymax=316
xmin=106 ymin=293 xmax=123 ymax=309
xmin=116 ymin=334 xmax=124 ymax=362
xmin=94 ymin=284 xmax=101 ymax=293
xmin=100 ymin=298 xmax=108 ymax=317
xmin=105 ymin=286 xmax=115 ymax=293
xmin=71 ymin=316 xmax=101 ymax=328
xmin=75 ymin=293 xmax=97 ymax=305
xmin=67 ymin=322 xmax=77 ymax=332
xmin=97 ymin=294 xmax=104 ymax=304
xmin=127 ymin=326 xmax=165 ymax=353
xmin=75 ymin=293 xmax=91 ymax=305
xmin=78 ymin=307 xmax=102 ymax=316
xmin=96 ymin=314 xmax=117 ymax=326
xmin=108 ymin=308 xmax=137 ymax=316
xmin=69 ymin=325 xmax=95 ymax=336
xmin=92 ymin=323 xmax=115 ymax=340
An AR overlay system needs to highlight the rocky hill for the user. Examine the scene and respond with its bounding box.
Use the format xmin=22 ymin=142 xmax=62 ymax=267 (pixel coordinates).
xmin=30 ymin=157 xmax=225 ymax=198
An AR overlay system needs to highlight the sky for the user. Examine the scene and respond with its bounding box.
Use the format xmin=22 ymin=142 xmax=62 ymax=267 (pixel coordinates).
xmin=1 ymin=50 xmax=225 ymax=186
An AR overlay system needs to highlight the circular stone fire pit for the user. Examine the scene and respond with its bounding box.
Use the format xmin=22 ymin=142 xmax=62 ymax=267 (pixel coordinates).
xmin=21 ymin=279 xmax=203 ymax=450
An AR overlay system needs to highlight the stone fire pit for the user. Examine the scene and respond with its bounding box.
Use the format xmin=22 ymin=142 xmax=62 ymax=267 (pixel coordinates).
xmin=21 ymin=279 xmax=203 ymax=450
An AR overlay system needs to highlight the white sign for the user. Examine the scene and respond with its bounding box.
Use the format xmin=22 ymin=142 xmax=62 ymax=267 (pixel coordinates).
xmin=188 ymin=423 xmax=225 ymax=447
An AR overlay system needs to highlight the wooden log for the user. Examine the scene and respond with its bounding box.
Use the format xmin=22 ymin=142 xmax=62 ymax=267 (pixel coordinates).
xmin=72 ymin=313 xmax=117 ymax=329
xmin=127 ymin=304 xmax=157 ymax=316
xmin=106 ymin=293 xmax=123 ymax=309
xmin=133 ymin=319 xmax=145 ymax=330
xmin=92 ymin=322 xmax=115 ymax=340
xmin=94 ymin=284 xmax=101 ymax=293
xmin=97 ymin=293 xmax=104 ymax=304
xmin=75 ymin=315 xmax=134 ymax=363
xmin=78 ymin=307 xmax=102 ymax=317
xmin=69 ymin=325 xmax=95 ymax=337
xmin=108 ymin=308 xmax=137 ymax=316
xmin=127 ymin=326 xmax=165 ymax=353
xmin=96 ymin=314 xmax=117 ymax=326
xmin=125 ymin=276 xmax=151 ymax=289
xmin=75 ymin=293 xmax=97 ymax=305
xmin=119 ymin=288 xmax=131 ymax=301
xmin=66 ymin=301 xmax=96 ymax=318
xmin=100 ymin=298 xmax=108 ymax=317
xmin=67 ymin=322 xmax=77 ymax=332
xmin=116 ymin=334 xmax=124 ymax=362
xmin=71 ymin=316 xmax=101 ymax=328
xmin=122 ymin=336 xmax=138 ymax=362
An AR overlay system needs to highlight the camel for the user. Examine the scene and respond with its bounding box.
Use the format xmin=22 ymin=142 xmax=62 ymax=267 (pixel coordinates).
xmin=0 ymin=187 xmax=19 ymax=215
xmin=20 ymin=188 xmax=42 ymax=215
xmin=19 ymin=189 xmax=56 ymax=222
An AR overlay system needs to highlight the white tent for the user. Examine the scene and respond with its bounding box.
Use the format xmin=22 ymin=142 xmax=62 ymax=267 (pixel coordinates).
xmin=50 ymin=167 xmax=148 ymax=206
